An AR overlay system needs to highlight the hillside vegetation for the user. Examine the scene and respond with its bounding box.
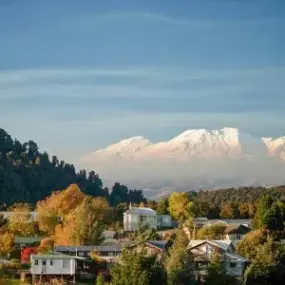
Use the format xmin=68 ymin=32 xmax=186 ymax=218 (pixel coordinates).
xmin=0 ymin=128 xmax=145 ymax=207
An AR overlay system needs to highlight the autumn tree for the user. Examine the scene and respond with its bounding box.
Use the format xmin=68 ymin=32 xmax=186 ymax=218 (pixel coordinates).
xmin=168 ymin=192 xmax=193 ymax=222
xmin=197 ymin=223 xmax=226 ymax=240
xmin=244 ymin=239 xmax=285 ymax=285
xmin=55 ymin=196 xmax=107 ymax=246
xmin=0 ymin=231 xmax=14 ymax=257
xmin=236 ymin=229 xmax=267 ymax=260
xmin=220 ymin=203 xmax=235 ymax=219
xmin=37 ymin=237 xmax=54 ymax=253
xmin=8 ymin=203 xmax=36 ymax=236
xmin=37 ymin=184 xmax=85 ymax=234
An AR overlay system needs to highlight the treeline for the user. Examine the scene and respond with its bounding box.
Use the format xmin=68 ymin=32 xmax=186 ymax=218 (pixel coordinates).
xmin=186 ymin=186 xmax=285 ymax=219
xmin=0 ymin=128 xmax=145 ymax=208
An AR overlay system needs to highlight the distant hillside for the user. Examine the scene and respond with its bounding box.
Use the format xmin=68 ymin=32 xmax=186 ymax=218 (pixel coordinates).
xmin=0 ymin=128 xmax=145 ymax=207
xmin=194 ymin=185 xmax=285 ymax=208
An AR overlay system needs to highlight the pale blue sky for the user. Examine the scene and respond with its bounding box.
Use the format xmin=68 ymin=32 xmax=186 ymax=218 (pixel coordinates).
xmin=0 ymin=0 xmax=284 ymax=163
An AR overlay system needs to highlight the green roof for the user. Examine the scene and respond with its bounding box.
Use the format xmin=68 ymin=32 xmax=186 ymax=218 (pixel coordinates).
xmin=15 ymin=236 xmax=43 ymax=244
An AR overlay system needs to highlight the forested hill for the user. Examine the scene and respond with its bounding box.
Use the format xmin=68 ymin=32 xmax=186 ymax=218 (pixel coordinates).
xmin=194 ymin=186 xmax=285 ymax=207
xmin=188 ymin=186 xmax=285 ymax=219
xmin=0 ymin=128 xmax=145 ymax=207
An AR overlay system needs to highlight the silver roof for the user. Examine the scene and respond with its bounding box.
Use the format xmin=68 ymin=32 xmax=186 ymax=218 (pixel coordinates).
xmin=124 ymin=207 xmax=157 ymax=216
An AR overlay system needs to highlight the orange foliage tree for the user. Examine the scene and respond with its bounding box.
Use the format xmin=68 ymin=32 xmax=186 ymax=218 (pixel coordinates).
xmin=36 ymin=184 xmax=85 ymax=234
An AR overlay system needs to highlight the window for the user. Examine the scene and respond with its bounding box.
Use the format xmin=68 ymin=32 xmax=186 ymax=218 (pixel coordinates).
xmin=50 ymin=260 xmax=53 ymax=266
xmin=230 ymin=262 xmax=236 ymax=268
xmin=42 ymin=260 xmax=46 ymax=266
xmin=78 ymin=252 xmax=84 ymax=257
xmin=34 ymin=260 xmax=38 ymax=266
xmin=63 ymin=260 xmax=69 ymax=269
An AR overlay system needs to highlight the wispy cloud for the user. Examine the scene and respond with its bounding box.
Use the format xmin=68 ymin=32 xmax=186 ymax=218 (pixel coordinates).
xmin=72 ymin=12 xmax=285 ymax=31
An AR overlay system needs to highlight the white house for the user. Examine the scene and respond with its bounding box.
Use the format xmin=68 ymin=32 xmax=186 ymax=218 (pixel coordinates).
xmin=123 ymin=205 xmax=172 ymax=231
xmin=123 ymin=206 xmax=158 ymax=231
xmin=186 ymin=240 xmax=249 ymax=279
xmin=30 ymin=253 xmax=86 ymax=278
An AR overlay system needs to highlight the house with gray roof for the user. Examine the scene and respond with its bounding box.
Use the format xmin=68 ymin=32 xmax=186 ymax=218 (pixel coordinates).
xmin=30 ymin=252 xmax=88 ymax=283
xmin=123 ymin=205 xmax=171 ymax=231
xmin=186 ymin=240 xmax=249 ymax=280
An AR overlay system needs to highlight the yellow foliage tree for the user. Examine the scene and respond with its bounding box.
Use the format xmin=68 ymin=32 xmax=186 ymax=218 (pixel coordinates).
xmin=54 ymin=196 xmax=108 ymax=246
xmin=0 ymin=231 xmax=14 ymax=257
xmin=36 ymin=184 xmax=85 ymax=234
xmin=37 ymin=236 xmax=55 ymax=253
xmin=8 ymin=203 xmax=36 ymax=236
xmin=220 ymin=203 xmax=234 ymax=219
xmin=168 ymin=192 xmax=193 ymax=222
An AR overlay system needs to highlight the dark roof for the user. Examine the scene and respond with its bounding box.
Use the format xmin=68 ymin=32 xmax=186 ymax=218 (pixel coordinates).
xmin=55 ymin=245 xmax=122 ymax=253
xmin=145 ymin=241 xmax=166 ymax=251
xmin=128 ymin=240 xmax=166 ymax=251
xmin=225 ymin=224 xmax=251 ymax=235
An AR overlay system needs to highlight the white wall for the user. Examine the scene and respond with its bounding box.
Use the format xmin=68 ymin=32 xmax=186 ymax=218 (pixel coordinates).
xmin=123 ymin=213 xmax=157 ymax=231
xmin=31 ymin=258 xmax=76 ymax=275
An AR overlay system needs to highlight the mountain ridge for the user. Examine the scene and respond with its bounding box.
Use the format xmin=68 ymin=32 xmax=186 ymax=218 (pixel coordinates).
xmin=82 ymin=127 xmax=285 ymax=197
xmin=85 ymin=127 xmax=280 ymax=160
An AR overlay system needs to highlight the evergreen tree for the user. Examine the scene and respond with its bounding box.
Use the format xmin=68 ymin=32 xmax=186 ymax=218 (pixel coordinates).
xmin=165 ymin=229 xmax=196 ymax=285
xmin=111 ymin=249 xmax=167 ymax=285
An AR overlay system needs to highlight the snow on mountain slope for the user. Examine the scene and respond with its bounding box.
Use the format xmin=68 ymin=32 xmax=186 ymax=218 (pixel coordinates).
xmin=82 ymin=128 xmax=285 ymax=197
xmin=92 ymin=136 xmax=151 ymax=158
xmin=85 ymin=127 xmax=268 ymax=161
xmin=263 ymin=136 xmax=285 ymax=159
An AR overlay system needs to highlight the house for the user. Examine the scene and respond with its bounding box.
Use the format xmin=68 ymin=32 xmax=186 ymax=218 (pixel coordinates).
xmin=54 ymin=245 xmax=122 ymax=264
xmin=123 ymin=205 xmax=172 ymax=231
xmin=30 ymin=253 xmax=87 ymax=283
xmin=123 ymin=207 xmax=158 ymax=231
xmin=224 ymin=224 xmax=251 ymax=245
xmin=186 ymin=240 xmax=249 ymax=280
xmin=195 ymin=217 xmax=252 ymax=228
xmin=129 ymin=241 xmax=167 ymax=260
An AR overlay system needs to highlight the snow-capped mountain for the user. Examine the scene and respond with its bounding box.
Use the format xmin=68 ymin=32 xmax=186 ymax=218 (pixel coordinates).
xmin=85 ymin=128 xmax=269 ymax=161
xmin=82 ymin=128 xmax=285 ymax=198
xmin=263 ymin=136 xmax=285 ymax=160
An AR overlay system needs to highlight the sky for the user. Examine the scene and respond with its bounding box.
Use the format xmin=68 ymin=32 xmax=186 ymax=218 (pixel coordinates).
xmin=0 ymin=0 xmax=284 ymax=164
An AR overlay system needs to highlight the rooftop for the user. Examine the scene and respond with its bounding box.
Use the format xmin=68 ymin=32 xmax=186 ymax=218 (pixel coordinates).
xmin=124 ymin=207 xmax=157 ymax=216
xmin=15 ymin=236 xmax=43 ymax=244
xmin=55 ymin=245 xmax=122 ymax=253
xmin=31 ymin=253 xmax=86 ymax=260
xmin=225 ymin=224 xmax=251 ymax=235
xmin=187 ymin=240 xmax=233 ymax=251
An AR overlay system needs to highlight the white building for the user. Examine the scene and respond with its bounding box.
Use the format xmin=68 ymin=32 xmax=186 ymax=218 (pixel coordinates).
xmin=30 ymin=253 xmax=84 ymax=276
xmin=186 ymin=240 xmax=249 ymax=279
xmin=123 ymin=207 xmax=158 ymax=231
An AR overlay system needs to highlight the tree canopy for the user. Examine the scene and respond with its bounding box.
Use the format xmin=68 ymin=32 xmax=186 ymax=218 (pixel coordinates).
xmin=0 ymin=128 xmax=146 ymax=207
